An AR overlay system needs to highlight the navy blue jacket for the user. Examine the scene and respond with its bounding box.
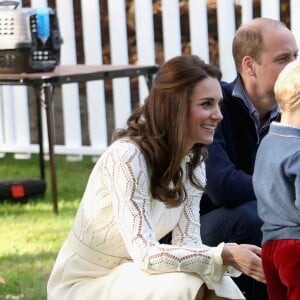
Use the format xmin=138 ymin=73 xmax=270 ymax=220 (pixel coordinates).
xmin=201 ymin=79 xmax=280 ymax=212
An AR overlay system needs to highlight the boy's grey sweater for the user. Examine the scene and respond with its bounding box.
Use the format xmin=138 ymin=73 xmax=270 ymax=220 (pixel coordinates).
xmin=253 ymin=122 xmax=300 ymax=245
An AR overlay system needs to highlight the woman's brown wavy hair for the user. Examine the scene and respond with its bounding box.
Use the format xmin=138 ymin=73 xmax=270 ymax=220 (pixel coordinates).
xmin=113 ymin=55 xmax=222 ymax=207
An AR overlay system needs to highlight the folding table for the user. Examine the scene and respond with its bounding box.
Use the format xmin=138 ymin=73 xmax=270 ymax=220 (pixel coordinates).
xmin=0 ymin=64 xmax=159 ymax=213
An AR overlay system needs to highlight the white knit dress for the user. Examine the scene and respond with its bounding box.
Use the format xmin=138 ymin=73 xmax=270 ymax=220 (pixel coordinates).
xmin=47 ymin=139 xmax=245 ymax=300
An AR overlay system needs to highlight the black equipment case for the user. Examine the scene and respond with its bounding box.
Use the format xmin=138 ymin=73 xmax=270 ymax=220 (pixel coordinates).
xmin=0 ymin=178 xmax=46 ymax=202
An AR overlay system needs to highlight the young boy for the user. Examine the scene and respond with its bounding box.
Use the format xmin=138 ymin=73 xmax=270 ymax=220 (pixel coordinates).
xmin=253 ymin=60 xmax=300 ymax=300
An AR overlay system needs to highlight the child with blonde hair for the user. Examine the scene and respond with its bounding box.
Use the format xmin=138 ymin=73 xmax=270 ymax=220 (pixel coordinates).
xmin=253 ymin=60 xmax=300 ymax=300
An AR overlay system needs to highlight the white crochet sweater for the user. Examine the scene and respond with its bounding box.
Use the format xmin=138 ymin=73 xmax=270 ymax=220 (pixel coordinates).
xmin=68 ymin=138 xmax=243 ymax=298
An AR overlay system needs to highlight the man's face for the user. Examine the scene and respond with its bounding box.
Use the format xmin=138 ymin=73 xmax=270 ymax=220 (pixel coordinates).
xmin=254 ymin=26 xmax=298 ymax=98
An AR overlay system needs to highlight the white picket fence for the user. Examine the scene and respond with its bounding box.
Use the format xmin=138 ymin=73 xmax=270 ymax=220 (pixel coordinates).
xmin=1 ymin=0 xmax=300 ymax=160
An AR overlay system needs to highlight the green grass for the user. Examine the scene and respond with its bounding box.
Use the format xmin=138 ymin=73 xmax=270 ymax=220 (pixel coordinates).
xmin=0 ymin=154 xmax=95 ymax=300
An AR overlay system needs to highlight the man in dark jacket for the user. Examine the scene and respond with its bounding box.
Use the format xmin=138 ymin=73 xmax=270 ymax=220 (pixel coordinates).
xmin=200 ymin=17 xmax=298 ymax=300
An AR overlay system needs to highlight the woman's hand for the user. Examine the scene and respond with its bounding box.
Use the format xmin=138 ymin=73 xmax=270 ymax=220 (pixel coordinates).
xmin=221 ymin=243 xmax=266 ymax=283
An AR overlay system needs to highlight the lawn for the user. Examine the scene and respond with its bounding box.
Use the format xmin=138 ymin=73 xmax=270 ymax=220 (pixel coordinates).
xmin=0 ymin=154 xmax=95 ymax=300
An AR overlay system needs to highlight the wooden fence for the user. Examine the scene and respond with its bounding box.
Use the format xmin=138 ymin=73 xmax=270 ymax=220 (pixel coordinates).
xmin=0 ymin=0 xmax=300 ymax=160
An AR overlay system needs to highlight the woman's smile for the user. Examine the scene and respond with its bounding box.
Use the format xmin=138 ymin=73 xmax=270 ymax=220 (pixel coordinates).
xmin=187 ymin=77 xmax=223 ymax=149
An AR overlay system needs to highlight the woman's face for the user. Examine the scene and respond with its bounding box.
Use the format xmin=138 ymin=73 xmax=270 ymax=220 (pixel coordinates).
xmin=186 ymin=77 xmax=223 ymax=149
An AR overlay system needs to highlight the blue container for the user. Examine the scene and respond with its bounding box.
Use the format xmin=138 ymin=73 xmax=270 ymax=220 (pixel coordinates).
xmin=36 ymin=7 xmax=50 ymax=42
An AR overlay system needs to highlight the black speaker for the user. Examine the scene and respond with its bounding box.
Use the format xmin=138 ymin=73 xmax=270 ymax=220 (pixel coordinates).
xmin=0 ymin=178 xmax=46 ymax=202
